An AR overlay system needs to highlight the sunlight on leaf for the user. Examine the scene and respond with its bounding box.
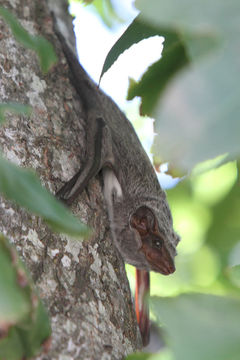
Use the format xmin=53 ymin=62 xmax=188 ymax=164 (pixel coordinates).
xmin=192 ymin=161 xmax=237 ymax=206
xmin=126 ymin=352 xmax=153 ymax=360
xmin=70 ymin=0 xmax=123 ymax=29
xmin=167 ymin=182 xmax=211 ymax=255
xmin=149 ymin=349 xmax=174 ymax=360
xmin=227 ymin=265 xmax=240 ymax=288
xmin=187 ymin=246 xmax=220 ymax=287
xmin=191 ymin=154 xmax=229 ymax=176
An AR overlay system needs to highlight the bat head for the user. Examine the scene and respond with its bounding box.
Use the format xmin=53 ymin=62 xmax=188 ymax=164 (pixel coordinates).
xmin=106 ymin=174 xmax=180 ymax=274
xmin=130 ymin=205 xmax=178 ymax=274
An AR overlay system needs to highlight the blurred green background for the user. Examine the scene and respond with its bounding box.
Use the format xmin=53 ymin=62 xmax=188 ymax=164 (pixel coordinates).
xmin=71 ymin=1 xmax=240 ymax=359
xmin=1 ymin=1 xmax=240 ymax=359
xmin=127 ymin=160 xmax=240 ymax=297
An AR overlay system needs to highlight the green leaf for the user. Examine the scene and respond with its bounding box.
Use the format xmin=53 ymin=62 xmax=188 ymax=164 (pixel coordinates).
xmin=33 ymin=36 xmax=57 ymax=74
xmin=0 ymin=103 xmax=32 ymax=124
xmin=0 ymin=237 xmax=30 ymax=325
xmin=0 ymin=155 xmax=90 ymax=237
xmin=101 ymin=15 xmax=217 ymax=116
xmin=89 ymin=0 xmax=123 ymax=29
xmin=100 ymin=15 xmax=185 ymax=80
xmin=152 ymin=40 xmax=240 ymax=171
xmin=136 ymin=0 xmax=239 ymax=39
xmin=126 ymin=353 xmax=153 ymax=360
xmin=0 ymin=6 xmax=57 ymax=73
xmin=162 ymin=161 xmax=240 ymax=293
xmin=0 ymin=235 xmax=51 ymax=360
xmin=16 ymin=301 xmax=51 ymax=357
xmin=148 ymin=349 xmax=174 ymax=360
xmin=205 ymin=163 xmax=240 ymax=268
xmin=133 ymin=0 xmax=240 ymax=171
xmin=228 ymin=265 xmax=240 ymax=288
xmin=0 ymin=329 xmax=25 ymax=360
xmin=127 ymin=40 xmax=189 ymax=115
xmin=151 ymin=293 xmax=240 ymax=360
xmin=70 ymin=0 xmax=123 ymax=29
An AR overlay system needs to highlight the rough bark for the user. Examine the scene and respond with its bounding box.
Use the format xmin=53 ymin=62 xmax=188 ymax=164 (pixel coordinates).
xmin=0 ymin=0 xmax=141 ymax=359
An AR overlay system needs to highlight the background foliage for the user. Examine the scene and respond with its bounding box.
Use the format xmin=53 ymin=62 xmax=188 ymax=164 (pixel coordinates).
xmin=0 ymin=0 xmax=240 ymax=359
xmin=89 ymin=1 xmax=240 ymax=359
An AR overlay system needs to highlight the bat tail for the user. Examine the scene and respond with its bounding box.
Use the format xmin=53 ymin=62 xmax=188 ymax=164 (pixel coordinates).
xmin=135 ymin=269 xmax=150 ymax=347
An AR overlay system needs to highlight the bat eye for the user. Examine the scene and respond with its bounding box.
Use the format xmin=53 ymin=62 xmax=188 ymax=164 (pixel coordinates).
xmin=153 ymin=238 xmax=162 ymax=249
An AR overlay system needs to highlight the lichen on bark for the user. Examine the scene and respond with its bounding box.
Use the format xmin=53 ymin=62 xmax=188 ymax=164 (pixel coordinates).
xmin=0 ymin=0 xmax=141 ymax=358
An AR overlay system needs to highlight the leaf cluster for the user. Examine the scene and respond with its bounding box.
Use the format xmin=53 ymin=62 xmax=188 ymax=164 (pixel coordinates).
xmin=94 ymin=2 xmax=240 ymax=359
xmin=1 ymin=2 xmax=240 ymax=359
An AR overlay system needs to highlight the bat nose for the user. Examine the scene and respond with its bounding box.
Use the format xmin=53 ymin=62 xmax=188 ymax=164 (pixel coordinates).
xmin=159 ymin=256 xmax=176 ymax=275
xmin=153 ymin=260 xmax=175 ymax=275
xmin=159 ymin=246 xmax=176 ymax=275
xmin=165 ymin=261 xmax=175 ymax=275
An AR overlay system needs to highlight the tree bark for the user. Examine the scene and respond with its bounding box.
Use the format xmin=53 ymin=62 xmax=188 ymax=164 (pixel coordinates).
xmin=0 ymin=0 xmax=141 ymax=358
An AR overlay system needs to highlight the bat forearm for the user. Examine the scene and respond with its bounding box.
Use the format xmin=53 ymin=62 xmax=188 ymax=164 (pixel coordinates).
xmin=135 ymin=269 xmax=150 ymax=346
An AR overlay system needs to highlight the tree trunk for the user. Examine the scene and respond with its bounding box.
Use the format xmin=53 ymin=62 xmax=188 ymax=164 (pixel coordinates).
xmin=0 ymin=0 xmax=141 ymax=358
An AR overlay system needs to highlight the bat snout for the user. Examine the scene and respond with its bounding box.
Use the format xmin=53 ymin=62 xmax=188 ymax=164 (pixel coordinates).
xmin=159 ymin=259 xmax=175 ymax=275
xmin=142 ymin=241 xmax=176 ymax=275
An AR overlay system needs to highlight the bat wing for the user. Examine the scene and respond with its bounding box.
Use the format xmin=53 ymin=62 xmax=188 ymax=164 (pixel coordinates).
xmin=135 ymin=269 xmax=150 ymax=346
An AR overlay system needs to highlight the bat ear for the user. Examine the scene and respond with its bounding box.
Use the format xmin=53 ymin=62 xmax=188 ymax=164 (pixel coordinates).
xmin=130 ymin=206 xmax=155 ymax=235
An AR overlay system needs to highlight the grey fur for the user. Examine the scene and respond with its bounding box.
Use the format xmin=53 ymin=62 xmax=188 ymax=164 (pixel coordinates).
xmin=55 ymin=28 xmax=180 ymax=273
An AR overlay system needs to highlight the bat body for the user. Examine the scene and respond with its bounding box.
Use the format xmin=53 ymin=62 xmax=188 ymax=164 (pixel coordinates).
xmin=54 ymin=26 xmax=180 ymax=345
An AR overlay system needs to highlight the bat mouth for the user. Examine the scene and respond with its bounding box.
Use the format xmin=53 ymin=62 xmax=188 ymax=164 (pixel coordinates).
xmin=142 ymin=243 xmax=176 ymax=275
xmin=152 ymin=260 xmax=175 ymax=275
